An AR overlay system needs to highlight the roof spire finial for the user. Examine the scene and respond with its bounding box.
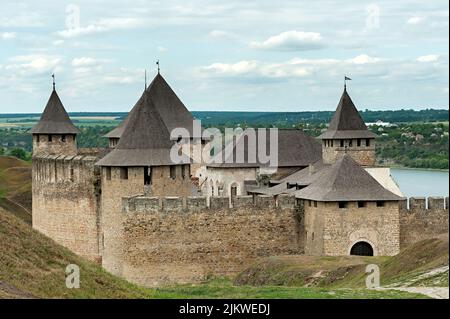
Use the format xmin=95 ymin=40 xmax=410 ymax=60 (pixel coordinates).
xmin=144 ymin=69 xmax=147 ymax=90
xmin=156 ymin=59 xmax=160 ymax=74
xmin=344 ymin=76 xmax=351 ymax=91
xmin=52 ymin=73 xmax=55 ymax=91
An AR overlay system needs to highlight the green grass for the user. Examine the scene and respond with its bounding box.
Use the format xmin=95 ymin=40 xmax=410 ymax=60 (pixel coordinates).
xmin=410 ymin=271 xmax=449 ymax=287
xmin=235 ymin=236 xmax=449 ymax=290
xmin=0 ymin=207 xmax=429 ymax=299
xmin=149 ymin=278 xmax=427 ymax=299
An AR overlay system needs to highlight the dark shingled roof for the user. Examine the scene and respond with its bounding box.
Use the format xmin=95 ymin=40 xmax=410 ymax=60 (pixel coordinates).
xmin=30 ymin=89 xmax=80 ymax=134
xmin=207 ymin=129 xmax=322 ymax=168
xmin=318 ymin=88 xmax=376 ymax=139
xmin=294 ymin=154 xmax=403 ymax=201
xmin=104 ymin=73 xmax=200 ymax=139
xmin=96 ymin=92 xmax=190 ymax=167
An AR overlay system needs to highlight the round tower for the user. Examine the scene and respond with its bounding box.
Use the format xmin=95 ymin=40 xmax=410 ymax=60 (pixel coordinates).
xmin=317 ymin=86 xmax=376 ymax=166
xmin=30 ymin=81 xmax=80 ymax=156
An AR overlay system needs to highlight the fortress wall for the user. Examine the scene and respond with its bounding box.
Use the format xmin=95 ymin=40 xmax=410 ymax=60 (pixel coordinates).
xmin=100 ymin=167 xmax=145 ymax=276
xmin=399 ymin=196 xmax=449 ymax=249
xmin=120 ymin=194 xmax=303 ymax=287
xmin=322 ymin=201 xmax=400 ymax=256
xmin=322 ymin=141 xmax=375 ymax=166
xmin=32 ymin=154 xmax=102 ymax=262
xmin=32 ymin=134 xmax=77 ymax=156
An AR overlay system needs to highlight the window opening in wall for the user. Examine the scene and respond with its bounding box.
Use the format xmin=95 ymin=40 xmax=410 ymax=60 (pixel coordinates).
xmin=376 ymin=201 xmax=385 ymax=207
xmin=70 ymin=168 xmax=74 ymax=182
xmin=182 ymin=165 xmax=187 ymax=179
xmin=120 ymin=167 xmax=128 ymax=180
xmin=340 ymin=140 xmax=344 ymax=147
xmin=357 ymin=139 xmax=361 ymax=147
xmin=348 ymin=139 xmax=352 ymax=147
xmin=366 ymin=139 xmax=370 ymax=147
xmin=106 ymin=167 xmax=111 ymax=180
xmin=144 ymin=166 xmax=152 ymax=185
xmin=48 ymin=135 xmax=53 ymax=142
xmin=62 ymin=135 xmax=66 ymax=142
xmin=170 ymin=166 xmax=176 ymax=179
xmin=338 ymin=201 xmax=348 ymax=209
xmin=314 ymin=201 xmax=318 ymax=207
xmin=37 ymin=135 xmax=40 ymax=143
xmin=358 ymin=201 xmax=367 ymax=208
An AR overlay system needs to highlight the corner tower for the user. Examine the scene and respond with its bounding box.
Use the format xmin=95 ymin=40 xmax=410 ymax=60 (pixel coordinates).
xmin=96 ymin=87 xmax=194 ymax=276
xmin=30 ymin=84 xmax=80 ymax=156
xmin=318 ymin=86 xmax=376 ymax=166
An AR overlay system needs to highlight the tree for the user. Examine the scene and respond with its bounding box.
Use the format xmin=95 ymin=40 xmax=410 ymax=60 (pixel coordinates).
xmin=0 ymin=147 xmax=4 ymax=155
xmin=9 ymin=147 xmax=29 ymax=161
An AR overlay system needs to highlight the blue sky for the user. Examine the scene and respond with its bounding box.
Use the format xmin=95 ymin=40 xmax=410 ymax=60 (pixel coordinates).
xmin=0 ymin=0 xmax=448 ymax=113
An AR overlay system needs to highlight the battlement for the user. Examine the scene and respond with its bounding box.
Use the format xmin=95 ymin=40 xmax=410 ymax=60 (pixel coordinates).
xmin=122 ymin=195 xmax=449 ymax=214
xmin=399 ymin=196 xmax=449 ymax=211
xmin=122 ymin=194 xmax=296 ymax=214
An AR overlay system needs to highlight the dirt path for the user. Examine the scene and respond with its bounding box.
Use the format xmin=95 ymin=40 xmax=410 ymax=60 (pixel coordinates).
xmin=390 ymin=287 xmax=448 ymax=299
xmin=378 ymin=266 xmax=449 ymax=299
xmin=0 ymin=281 xmax=36 ymax=299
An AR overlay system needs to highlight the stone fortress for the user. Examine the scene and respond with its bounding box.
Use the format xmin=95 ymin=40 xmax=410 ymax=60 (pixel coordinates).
xmin=31 ymin=73 xmax=449 ymax=286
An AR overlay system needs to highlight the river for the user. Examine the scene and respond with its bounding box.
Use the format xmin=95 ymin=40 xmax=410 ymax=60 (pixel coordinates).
xmin=390 ymin=168 xmax=449 ymax=197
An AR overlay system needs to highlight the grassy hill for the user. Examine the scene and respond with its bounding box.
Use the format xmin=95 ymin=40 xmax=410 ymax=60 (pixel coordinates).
xmin=0 ymin=155 xmax=438 ymax=299
xmin=235 ymin=235 xmax=449 ymax=288
xmin=0 ymin=205 xmax=428 ymax=299
xmin=0 ymin=156 xmax=32 ymax=224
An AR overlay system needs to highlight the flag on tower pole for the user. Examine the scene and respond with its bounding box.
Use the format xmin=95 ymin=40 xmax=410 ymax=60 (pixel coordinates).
xmin=344 ymin=76 xmax=351 ymax=89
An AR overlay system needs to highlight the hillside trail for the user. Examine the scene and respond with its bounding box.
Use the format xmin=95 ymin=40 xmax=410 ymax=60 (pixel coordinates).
xmin=378 ymin=266 xmax=449 ymax=299
xmin=3 ymin=197 xmax=31 ymax=216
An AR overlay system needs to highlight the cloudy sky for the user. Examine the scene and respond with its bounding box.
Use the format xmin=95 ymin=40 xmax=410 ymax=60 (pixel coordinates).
xmin=0 ymin=0 xmax=448 ymax=113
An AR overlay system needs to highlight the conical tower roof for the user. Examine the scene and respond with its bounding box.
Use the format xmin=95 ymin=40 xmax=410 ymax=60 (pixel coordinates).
xmin=30 ymin=89 xmax=80 ymax=134
xmin=318 ymin=88 xmax=376 ymax=139
xmin=104 ymin=73 xmax=199 ymax=139
xmin=294 ymin=154 xmax=403 ymax=201
xmin=96 ymin=92 xmax=190 ymax=166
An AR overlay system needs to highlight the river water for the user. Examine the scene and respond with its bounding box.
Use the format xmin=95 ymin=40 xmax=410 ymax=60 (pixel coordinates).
xmin=390 ymin=168 xmax=449 ymax=197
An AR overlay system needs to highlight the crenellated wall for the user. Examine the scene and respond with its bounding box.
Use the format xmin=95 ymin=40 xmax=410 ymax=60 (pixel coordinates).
xmin=119 ymin=194 xmax=303 ymax=286
xmin=399 ymin=196 xmax=449 ymax=249
xmin=32 ymin=153 xmax=102 ymax=262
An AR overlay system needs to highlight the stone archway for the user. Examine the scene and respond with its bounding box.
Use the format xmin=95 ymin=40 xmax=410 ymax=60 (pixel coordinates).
xmin=350 ymin=241 xmax=374 ymax=256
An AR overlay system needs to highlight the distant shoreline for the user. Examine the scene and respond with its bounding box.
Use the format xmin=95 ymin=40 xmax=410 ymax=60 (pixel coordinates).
xmin=390 ymin=166 xmax=449 ymax=173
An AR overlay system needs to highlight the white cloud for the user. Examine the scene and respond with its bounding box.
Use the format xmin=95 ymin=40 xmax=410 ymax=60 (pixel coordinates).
xmin=56 ymin=17 xmax=143 ymax=38
xmin=417 ymin=55 xmax=440 ymax=62
xmin=72 ymin=57 xmax=101 ymax=67
xmin=6 ymin=55 xmax=62 ymax=74
xmin=407 ymin=16 xmax=426 ymax=25
xmin=209 ymin=30 xmax=234 ymax=39
xmin=350 ymin=54 xmax=381 ymax=64
xmin=250 ymin=31 xmax=323 ymax=51
xmin=0 ymin=32 xmax=16 ymax=40
xmin=196 ymin=54 xmax=443 ymax=81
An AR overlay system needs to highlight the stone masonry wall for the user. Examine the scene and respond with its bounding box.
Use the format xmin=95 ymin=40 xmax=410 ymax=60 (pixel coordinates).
xmin=120 ymin=194 xmax=302 ymax=286
xmin=32 ymin=154 xmax=102 ymax=262
xmin=322 ymin=139 xmax=375 ymax=166
xmin=101 ymin=165 xmax=194 ymax=277
xmin=322 ymin=201 xmax=400 ymax=256
xmin=399 ymin=196 xmax=449 ymax=249
xmin=32 ymin=134 xmax=77 ymax=156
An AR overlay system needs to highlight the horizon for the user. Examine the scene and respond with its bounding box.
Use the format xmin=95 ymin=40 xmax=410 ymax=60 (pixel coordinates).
xmin=0 ymin=0 xmax=448 ymax=113
xmin=1 ymin=107 xmax=449 ymax=116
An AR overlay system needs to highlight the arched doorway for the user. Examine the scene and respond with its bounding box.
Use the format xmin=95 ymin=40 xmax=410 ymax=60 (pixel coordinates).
xmin=350 ymin=241 xmax=374 ymax=256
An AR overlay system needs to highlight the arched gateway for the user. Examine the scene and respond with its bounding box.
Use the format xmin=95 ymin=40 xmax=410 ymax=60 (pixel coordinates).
xmin=350 ymin=241 xmax=374 ymax=256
